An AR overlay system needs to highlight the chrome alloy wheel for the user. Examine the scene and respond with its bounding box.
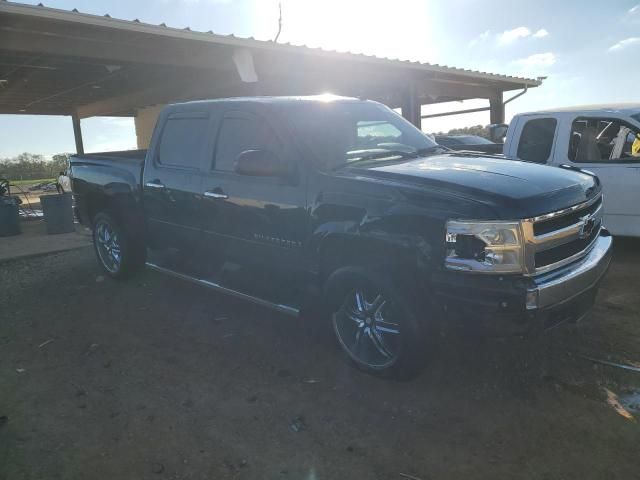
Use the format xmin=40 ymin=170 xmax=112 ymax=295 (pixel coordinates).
xmin=95 ymin=220 xmax=122 ymax=273
xmin=333 ymin=289 xmax=402 ymax=369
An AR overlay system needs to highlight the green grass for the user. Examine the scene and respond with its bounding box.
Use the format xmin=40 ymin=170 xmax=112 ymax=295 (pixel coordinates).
xmin=9 ymin=178 xmax=54 ymax=186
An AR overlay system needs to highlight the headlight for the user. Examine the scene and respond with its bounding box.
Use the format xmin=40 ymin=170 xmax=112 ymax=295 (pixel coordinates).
xmin=445 ymin=220 xmax=524 ymax=273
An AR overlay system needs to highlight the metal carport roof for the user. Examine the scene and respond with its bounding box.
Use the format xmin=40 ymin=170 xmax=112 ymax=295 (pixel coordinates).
xmin=0 ymin=0 xmax=541 ymax=122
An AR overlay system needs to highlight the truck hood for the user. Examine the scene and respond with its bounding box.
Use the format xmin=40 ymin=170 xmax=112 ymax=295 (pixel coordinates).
xmin=346 ymin=153 xmax=600 ymax=219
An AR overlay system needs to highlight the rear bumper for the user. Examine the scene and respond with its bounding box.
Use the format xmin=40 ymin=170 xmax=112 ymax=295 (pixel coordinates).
xmin=526 ymin=231 xmax=612 ymax=310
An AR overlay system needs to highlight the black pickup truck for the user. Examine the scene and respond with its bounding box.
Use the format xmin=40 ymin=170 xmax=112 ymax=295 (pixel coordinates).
xmin=70 ymin=96 xmax=612 ymax=377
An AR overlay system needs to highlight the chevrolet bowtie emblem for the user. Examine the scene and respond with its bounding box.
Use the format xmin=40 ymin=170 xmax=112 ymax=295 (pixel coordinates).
xmin=579 ymin=215 xmax=596 ymax=239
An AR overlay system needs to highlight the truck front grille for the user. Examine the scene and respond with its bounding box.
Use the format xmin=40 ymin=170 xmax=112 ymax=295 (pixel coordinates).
xmin=533 ymin=196 xmax=602 ymax=236
xmin=534 ymin=224 xmax=600 ymax=268
xmin=523 ymin=194 xmax=603 ymax=275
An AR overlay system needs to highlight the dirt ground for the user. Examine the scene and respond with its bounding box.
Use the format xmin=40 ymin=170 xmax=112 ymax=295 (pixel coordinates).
xmin=1 ymin=241 xmax=640 ymax=480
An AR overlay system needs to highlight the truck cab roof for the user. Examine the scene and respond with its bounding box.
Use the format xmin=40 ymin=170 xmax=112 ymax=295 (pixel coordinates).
xmin=173 ymin=94 xmax=365 ymax=108
xmin=517 ymin=103 xmax=640 ymax=116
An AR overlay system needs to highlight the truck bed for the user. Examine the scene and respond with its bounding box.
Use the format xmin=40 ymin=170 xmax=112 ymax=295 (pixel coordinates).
xmin=70 ymin=149 xmax=146 ymax=178
xmin=70 ymin=149 xmax=147 ymax=226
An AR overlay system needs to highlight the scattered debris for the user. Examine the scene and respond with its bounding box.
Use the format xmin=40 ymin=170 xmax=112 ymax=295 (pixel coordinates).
xmin=399 ymin=473 xmax=424 ymax=480
xmin=619 ymin=390 xmax=640 ymax=413
xmin=38 ymin=338 xmax=54 ymax=349
xmin=213 ymin=315 xmax=229 ymax=322
xmin=18 ymin=208 xmax=43 ymax=219
xmin=222 ymin=333 xmax=235 ymax=339
xmin=303 ymin=379 xmax=320 ymax=384
xmin=151 ymin=463 xmax=165 ymax=474
xmin=95 ymin=275 xmax=105 ymax=283
xmin=15 ymin=368 xmax=25 ymax=374
xmin=603 ymin=388 xmax=635 ymax=421
xmin=85 ymin=343 xmax=100 ymax=355
xmin=71 ymin=382 xmax=87 ymax=397
xmin=290 ymin=415 xmax=307 ymax=432
xmin=579 ymin=355 xmax=640 ymax=374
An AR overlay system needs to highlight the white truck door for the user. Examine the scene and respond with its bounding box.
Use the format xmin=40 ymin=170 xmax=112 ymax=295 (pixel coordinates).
xmin=562 ymin=114 xmax=640 ymax=237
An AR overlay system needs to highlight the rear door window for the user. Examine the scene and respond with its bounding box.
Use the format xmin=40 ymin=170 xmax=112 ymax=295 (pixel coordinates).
xmin=157 ymin=113 xmax=209 ymax=169
xmin=517 ymin=118 xmax=557 ymax=163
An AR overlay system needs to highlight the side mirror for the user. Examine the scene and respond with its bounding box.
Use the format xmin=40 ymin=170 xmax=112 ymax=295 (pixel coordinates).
xmin=234 ymin=149 xmax=284 ymax=177
xmin=489 ymin=124 xmax=509 ymax=143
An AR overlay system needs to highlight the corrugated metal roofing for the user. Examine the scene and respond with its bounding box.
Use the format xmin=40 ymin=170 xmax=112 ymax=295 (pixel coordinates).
xmin=0 ymin=0 xmax=541 ymax=87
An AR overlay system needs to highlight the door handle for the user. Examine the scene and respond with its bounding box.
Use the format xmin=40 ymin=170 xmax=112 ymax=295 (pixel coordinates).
xmin=145 ymin=180 xmax=166 ymax=189
xmin=204 ymin=190 xmax=229 ymax=199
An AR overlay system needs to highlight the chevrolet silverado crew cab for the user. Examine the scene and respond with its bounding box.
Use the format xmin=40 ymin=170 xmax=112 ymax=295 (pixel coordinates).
xmin=70 ymin=96 xmax=612 ymax=377
xmin=499 ymin=104 xmax=640 ymax=237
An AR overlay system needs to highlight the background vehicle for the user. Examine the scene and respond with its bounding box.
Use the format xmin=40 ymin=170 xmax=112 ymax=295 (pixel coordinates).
xmin=501 ymin=104 xmax=640 ymax=237
xmin=69 ymin=96 xmax=612 ymax=377
xmin=434 ymin=134 xmax=503 ymax=154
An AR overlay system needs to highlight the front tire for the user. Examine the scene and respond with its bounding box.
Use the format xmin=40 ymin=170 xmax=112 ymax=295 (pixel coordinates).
xmin=325 ymin=268 xmax=428 ymax=379
xmin=92 ymin=212 xmax=143 ymax=279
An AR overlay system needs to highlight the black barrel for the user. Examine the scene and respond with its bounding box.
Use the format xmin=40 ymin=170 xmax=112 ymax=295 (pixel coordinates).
xmin=40 ymin=193 xmax=75 ymax=235
xmin=0 ymin=201 xmax=20 ymax=237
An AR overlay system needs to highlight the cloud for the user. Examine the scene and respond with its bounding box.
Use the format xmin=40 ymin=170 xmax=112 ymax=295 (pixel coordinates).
xmin=497 ymin=27 xmax=549 ymax=45
xmin=630 ymin=4 xmax=640 ymax=13
xmin=533 ymin=28 xmax=549 ymax=38
xmin=513 ymin=52 xmax=557 ymax=69
xmin=499 ymin=26 xmax=532 ymax=45
xmin=468 ymin=29 xmax=491 ymax=47
xmin=608 ymin=37 xmax=640 ymax=51
xmin=469 ymin=27 xmax=549 ymax=48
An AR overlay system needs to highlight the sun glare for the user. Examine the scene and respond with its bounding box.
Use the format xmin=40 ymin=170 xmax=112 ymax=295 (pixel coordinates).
xmin=254 ymin=0 xmax=436 ymax=63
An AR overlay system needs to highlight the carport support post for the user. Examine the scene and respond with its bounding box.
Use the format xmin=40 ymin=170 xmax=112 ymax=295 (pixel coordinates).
xmin=72 ymin=112 xmax=84 ymax=155
xmin=402 ymin=82 xmax=422 ymax=130
xmin=489 ymin=92 xmax=505 ymax=124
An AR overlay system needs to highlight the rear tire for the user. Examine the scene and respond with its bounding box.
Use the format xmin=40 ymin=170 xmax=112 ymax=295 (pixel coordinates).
xmin=92 ymin=212 xmax=144 ymax=279
xmin=325 ymin=267 xmax=430 ymax=379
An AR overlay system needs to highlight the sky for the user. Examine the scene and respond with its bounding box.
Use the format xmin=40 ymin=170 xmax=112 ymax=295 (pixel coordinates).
xmin=1 ymin=0 xmax=639 ymax=158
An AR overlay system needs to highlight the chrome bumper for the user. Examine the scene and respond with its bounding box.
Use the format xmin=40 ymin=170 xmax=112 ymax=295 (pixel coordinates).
xmin=526 ymin=232 xmax=612 ymax=310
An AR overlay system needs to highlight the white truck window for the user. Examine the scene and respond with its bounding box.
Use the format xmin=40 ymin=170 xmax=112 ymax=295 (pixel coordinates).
xmin=569 ymin=118 xmax=640 ymax=163
xmin=517 ymin=118 xmax=557 ymax=163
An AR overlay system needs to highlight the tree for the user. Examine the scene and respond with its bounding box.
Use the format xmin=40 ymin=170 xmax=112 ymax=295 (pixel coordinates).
xmin=0 ymin=152 xmax=72 ymax=181
xmin=446 ymin=125 xmax=491 ymax=140
xmin=432 ymin=125 xmax=492 ymax=140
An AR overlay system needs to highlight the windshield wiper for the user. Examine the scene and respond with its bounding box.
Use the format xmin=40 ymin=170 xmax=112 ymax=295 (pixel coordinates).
xmin=417 ymin=145 xmax=450 ymax=155
xmin=338 ymin=150 xmax=419 ymax=169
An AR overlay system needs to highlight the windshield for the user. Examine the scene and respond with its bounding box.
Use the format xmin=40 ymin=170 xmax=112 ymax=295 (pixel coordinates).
xmin=285 ymin=101 xmax=439 ymax=170
xmin=632 ymin=112 xmax=640 ymax=123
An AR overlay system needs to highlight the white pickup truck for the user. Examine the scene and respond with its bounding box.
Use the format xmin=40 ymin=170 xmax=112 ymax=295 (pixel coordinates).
xmin=499 ymin=104 xmax=640 ymax=237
